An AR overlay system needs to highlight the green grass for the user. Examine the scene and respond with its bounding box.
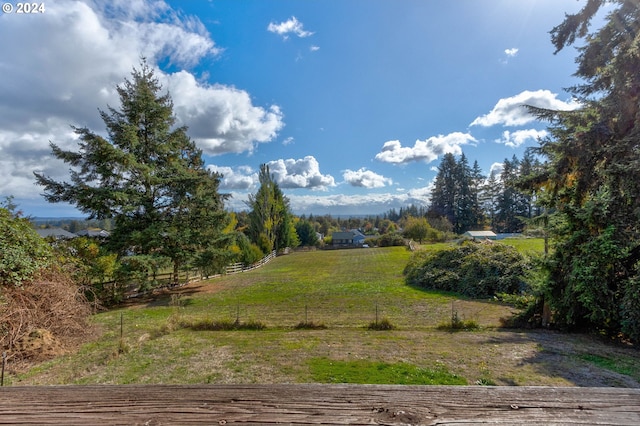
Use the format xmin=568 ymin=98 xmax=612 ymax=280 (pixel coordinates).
xmin=308 ymin=358 xmax=467 ymax=385
xmin=10 ymin=244 xmax=639 ymax=388
xmin=498 ymin=237 xmax=545 ymax=254
xmin=578 ymin=353 xmax=640 ymax=382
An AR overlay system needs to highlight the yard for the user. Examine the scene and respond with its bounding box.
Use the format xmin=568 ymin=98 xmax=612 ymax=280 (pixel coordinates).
xmin=9 ymin=243 xmax=640 ymax=388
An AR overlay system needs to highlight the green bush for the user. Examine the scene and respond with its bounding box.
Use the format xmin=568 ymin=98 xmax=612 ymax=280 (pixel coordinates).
xmin=404 ymin=241 xmax=529 ymax=298
xmin=377 ymin=233 xmax=406 ymax=247
xmin=0 ymin=208 xmax=53 ymax=287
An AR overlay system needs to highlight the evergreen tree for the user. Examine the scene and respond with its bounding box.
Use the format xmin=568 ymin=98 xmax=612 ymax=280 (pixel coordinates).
xmin=524 ymin=0 xmax=640 ymax=340
xmin=429 ymin=153 xmax=457 ymax=228
xmin=34 ymin=62 xmax=232 ymax=281
xmin=295 ymin=220 xmax=319 ymax=246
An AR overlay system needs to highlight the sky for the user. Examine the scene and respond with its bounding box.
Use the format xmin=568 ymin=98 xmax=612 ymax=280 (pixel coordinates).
xmin=0 ymin=0 xmax=593 ymax=217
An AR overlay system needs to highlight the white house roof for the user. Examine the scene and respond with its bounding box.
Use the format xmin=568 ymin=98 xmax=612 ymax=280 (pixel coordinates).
xmin=463 ymin=231 xmax=497 ymax=237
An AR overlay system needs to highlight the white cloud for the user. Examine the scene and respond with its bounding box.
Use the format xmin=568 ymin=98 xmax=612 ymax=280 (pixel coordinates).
xmin=505 ymin=48 xmax=519 ymax=57
xmin=285 ymin=186 xmax=432 ymax=215
xmin=167 ymin=71 xmax=284 ymax=155
xmin=310 ymin=45 xmax=320 ymax=52
xmin=282 ymin=137 xmax=295 ymax=146
xmin=266 ymin=156 xmax=336 ymax=190
xmin=267 ymin=16 xmax=314 ymax=39
xmin=207 ymin=165 xmax=258 ymax=190
xmin=374 ymin=132 xmax=477 ymax=164
xmin=496 ymin=129 xmax=548 ymax=148
xmin=0 ymin=0 xmax=284 ymax=203
xmin=342 ymin=168 xmax=392 ymax=188
xmin=489 ymin=162 xmax=505 ymax=178
xmin=470 ymin=89 xmax=580 ymax=127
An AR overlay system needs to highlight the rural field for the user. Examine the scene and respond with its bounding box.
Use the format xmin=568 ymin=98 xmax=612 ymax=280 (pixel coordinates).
xmin=10 ymin=242 xmax=640 ymax=388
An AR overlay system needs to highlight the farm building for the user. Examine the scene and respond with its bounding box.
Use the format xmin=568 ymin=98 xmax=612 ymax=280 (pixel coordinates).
xmin=463 ymin=230 xmax=497 ymax=240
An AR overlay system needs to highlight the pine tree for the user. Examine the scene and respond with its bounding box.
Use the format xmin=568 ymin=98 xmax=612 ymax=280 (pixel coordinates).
xmin=524 ymin=0 xmax=640 ymax=340
xmin=429 ymin=153 xmax=457 ymax=228
xmin=34 ymin=62 xmax=232 ymax=281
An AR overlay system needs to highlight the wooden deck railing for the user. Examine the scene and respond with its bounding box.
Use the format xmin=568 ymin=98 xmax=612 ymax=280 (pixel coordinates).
xmin=1 ymin=384 xmax=639 ymax=425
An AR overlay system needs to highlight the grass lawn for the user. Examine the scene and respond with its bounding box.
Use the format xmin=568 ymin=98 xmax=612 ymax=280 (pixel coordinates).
xmin=11 ymin=244 xmax=640 ymax=388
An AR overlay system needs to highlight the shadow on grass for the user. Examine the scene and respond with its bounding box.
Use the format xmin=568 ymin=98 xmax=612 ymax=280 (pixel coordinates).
xmin=479 ymin=329 xmax=640 ymax=387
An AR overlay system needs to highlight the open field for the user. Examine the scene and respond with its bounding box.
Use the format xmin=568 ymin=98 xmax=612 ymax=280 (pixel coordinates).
xmin=9 ymin=244 xmax=640 ymax=388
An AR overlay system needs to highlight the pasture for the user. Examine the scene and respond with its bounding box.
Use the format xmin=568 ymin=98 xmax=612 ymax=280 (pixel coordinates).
xmin=10 ymin=242 xmax=640 ymax=388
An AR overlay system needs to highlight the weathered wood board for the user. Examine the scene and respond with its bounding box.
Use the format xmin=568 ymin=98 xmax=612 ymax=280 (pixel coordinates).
xmin=1 ymin=384 xmax=639 ymax=425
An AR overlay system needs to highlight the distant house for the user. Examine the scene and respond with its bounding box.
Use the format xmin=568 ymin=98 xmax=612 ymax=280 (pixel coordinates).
xmin=332 ymin=231 xmax=354 ymax=247
xmin=351 ymin=230 xmax=366 ymax=246
xmin=463 ymin=230 xmax=497 ymax=240
xmin=36 ymin=228 xmax=77 ymax=239
xmin=76 ymin=228 xmax=111 ymax=238
xmin=332 ymin=230 xmax=366 ymax=247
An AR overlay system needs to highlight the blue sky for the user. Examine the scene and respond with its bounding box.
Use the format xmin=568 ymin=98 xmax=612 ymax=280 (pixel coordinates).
xmin=0 ymin=0 xmax=589 ymax=217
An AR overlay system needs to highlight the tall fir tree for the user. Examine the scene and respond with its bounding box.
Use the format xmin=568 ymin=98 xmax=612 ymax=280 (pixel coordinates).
xmin=34 ymin=62 xmax=232 ymax=281
xmin=524 ymin=0 xmax=640 ymax=340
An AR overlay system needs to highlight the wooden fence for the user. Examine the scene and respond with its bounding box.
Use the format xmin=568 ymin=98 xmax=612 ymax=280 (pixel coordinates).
xmin=123 ymin=250 xmax=278 ymax=299
xmin=224 ymin=250 xmax=277 ymax=275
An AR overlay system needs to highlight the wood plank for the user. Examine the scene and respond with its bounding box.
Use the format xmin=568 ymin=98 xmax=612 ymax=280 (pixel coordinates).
xmin=1 ymin=384 xmax=639 ymax=425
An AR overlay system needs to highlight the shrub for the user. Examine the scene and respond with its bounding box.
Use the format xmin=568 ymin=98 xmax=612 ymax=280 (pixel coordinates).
xmin=405 ymin=241 xmax=529 ymax=298
xmin=377 ymin=233 xmax=406 ymax=247
xmin=367 ymin=317 xmax=395 ymax=330
xmin=0 ymin=208 xmax=53 ymax=287
xmin=179 ymin=318 xmax=267 ymax=331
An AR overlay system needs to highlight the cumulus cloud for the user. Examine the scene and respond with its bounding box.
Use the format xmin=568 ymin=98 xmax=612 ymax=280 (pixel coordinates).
xmin=470 ymin=89 xmax=580 ymax=127
xmin=489 ymin=162 xmax=505 ymax=178
xmin=496 ymin=129 xmax=548 ymax=148
xmin=266 ymin=156 xmax=336 ymax=190
xmin=342 ymin=168 xmax=392 ymax=188
xmin=267 ymin=16 xmax=314 ymax=39
xmin=374 ymin=132 xmax=477 ymax=164
xmin=505 ymin=48 xmax=519 ymax=57
xmin=0 ymin=0 xmax=284 ymax=202
xmin=285 ymin=186 xmax=432 ymax=215
xmin=167 ymin=71 xmax=284 ymax=155
xmin=207 ymin=165 xmax=258 ymax=190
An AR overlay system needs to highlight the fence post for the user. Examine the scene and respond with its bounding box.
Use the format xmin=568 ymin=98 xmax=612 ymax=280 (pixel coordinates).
xmin=1 ymin=351 xmax=6 ymax=386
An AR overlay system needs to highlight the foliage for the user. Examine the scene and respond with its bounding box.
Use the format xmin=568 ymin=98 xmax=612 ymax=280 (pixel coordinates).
xmin=436 ymin=310 xmax=479 ymax=331
xmin=295 ymin=219 xmax=319 ymax=246
xmin=367 ymin=317 xmax=395 ymax=330
xmin=234 ymin=232 xmax=265 ymax=265
xmin=402 ymin=216 xmax=432 ymax=243
xmin=0 ymin=207 xmax=53 ymax=287
xmin=246 ymin=164 xmax=296 ymax=252
xmin=178 ymin=318 xmax=267 ymax=331
xmin=34 ymin=61 xmax=232 ymax=282
xmin=520 ymin=0 xmax=640 ymax=340
xmin=405 ymin=241 xmax=529 ymax=298
xmin=53 ymin=237 xmax=117 ymax=288
xmin=376 ymin=233 xmax=406 ymax=247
